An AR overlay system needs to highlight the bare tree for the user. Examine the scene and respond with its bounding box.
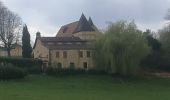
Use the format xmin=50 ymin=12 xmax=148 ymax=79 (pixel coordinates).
xmin=0 ymin=1 xmax=22 ymax=56
xmin=165 ymin=9 xmax=170 ymax=21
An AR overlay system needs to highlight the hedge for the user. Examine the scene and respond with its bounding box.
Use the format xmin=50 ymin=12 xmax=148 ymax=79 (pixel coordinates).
xmin=0 ymin=57 xmax=43 ymax=74
xmin=0 ymin=63 xmax=27 ymax=80
xmin=46 ymin=67 xmax=107 ymax=76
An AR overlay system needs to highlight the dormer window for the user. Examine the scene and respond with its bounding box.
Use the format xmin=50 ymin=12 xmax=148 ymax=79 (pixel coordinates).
xmin=47 ymin=42 xmax=54 ymax=45
xmin=58 ymin=42 xmax=63 ymax=45
xmin=66 ymin=42 xmax=72 ymax=45
xmin=76 ymin=42 xmax=81 ymax=45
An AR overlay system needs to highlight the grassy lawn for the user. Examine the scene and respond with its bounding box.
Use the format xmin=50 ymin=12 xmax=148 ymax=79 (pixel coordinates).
xmin=0 ymin=75 xmax=170 ymax=100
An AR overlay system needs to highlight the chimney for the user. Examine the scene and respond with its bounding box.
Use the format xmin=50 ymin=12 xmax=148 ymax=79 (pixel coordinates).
xmin=36 ymin=32 xmax=41 ymax=38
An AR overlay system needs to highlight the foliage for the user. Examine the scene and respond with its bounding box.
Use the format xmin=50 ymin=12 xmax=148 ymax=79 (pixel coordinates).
xmin=165 ymin=8 xmax=170 ymax=21
xmin=143 ymin=30 xmax=161 ymax=51
xmin=142 ymin=29 xmax=162 ymax=68
xmin=0 ymin=57 xmax=42 ymax=73
xmin=0 ymin=2 xmax=22 ymax=56
xmin=94 ymin=21 xmax=150 ymax=75
xmin=0 ymin=63 xmax=27 ymax=80
xmin=45 ymin=67 xmax=107 ymax=76
xmin=22 ymin=25 xmax=32 ymax=58
xmin=46 ymin=67 xmax=84 ymax=76
xmin=159 ymin=26 xmax=170 ymax=70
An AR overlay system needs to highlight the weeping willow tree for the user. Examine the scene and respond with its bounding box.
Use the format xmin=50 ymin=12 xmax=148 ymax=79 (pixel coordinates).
xmin=94 ymin=21 xmax=150 ymax=75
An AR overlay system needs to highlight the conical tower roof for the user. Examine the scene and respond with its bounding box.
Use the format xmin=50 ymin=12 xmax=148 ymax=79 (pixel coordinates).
xmin=88 ymin=17 xmax=99 ymax=31
xmin=73 ymin=13 xmax=95 ymax=33
xmin=88 ymin=17 xmax=94 ymax=26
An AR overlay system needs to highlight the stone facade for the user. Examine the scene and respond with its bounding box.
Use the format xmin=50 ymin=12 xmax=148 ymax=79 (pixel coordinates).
xmin=33 ymin=14 xmax=102 ymax=70
xmin=10 ymin=44 xmax=22 ymax=57
xmin=50 ymin=49 xmax=94 ymax=70
xmin=0 ymin=49 xmax=7 ymax=56
xmin=0 ymin=44 xmax=22 ymax=57
xmin=33 ymin=39 xmax=49 ymax=61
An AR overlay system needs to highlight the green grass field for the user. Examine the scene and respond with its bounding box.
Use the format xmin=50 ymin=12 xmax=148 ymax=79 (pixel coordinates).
xmin=0 ymin=75 xmax=170 ymax=100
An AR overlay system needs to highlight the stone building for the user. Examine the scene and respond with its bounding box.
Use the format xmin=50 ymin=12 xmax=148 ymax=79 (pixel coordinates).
xmin=0 ymin=47 xmax=8 ymax=56
xmin=10 ymin=44 xmax=22 ymax=57
xmin=0 ymin=44 xmax=22 ymax=57
xmin=33 ymin=14 xmax=102 ymax=70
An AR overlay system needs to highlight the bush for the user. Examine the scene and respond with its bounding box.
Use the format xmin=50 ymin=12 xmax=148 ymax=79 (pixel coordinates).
xmin=87 ymin=69 xmax=107 ymax=75
xmin=0 ymin=64 xmax=27 ymax=80
xmin=27 ymin=66 xmax=42 ymax=74
xmin=45 ymin=67 xmax=107 ymax=76
xmin=0 ymin=57 xmax=42 ymax=74
xmin=46 ymin=67 xmax=83 ymax=76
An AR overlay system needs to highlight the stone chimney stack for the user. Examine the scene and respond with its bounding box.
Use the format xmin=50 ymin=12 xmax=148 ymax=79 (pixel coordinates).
xmin=36 ymin=32 xmax=41 ymax=38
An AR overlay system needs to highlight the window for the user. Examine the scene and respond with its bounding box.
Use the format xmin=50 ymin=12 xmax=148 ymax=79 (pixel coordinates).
xmin=76 ymin=42 xmax=81 ymax=45
xmin=83 ymin=62 xmax=88 ymax=69
xmin=63 ymin=51 xmax=67 ymax=58
xmin=39 ymin=54 xmax=42 ymax=58
xmin=87 ymin=51 xmax=91 ymax=57
xmin=56 ymin=52 xmax=59 ymax=58
xmin=58 ymin=42 xmax=63 ymax=45
xmin=70 ymin=62 xmax=75 ymax=69
xmin=66 ymin=42 xmax=72 ymax=45
xmin=79 ymin=51 xmax=83 ymax=58
xmin=47 ymin=42 xmax=54 ymax=45
xmin=57 ymin=63 xmax=62 ymax=69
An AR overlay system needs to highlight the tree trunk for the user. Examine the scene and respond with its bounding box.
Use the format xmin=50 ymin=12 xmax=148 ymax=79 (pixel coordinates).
xmin=7 ymin=49 xmax=11 ymax=57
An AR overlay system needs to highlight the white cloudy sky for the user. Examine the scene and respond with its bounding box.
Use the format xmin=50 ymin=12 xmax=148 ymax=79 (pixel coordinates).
xmin=1 ymin=0 xmax=170 ymax=41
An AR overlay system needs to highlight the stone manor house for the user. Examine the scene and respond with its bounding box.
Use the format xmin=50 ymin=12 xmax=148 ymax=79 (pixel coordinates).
xmin=33 ymin=14 xmax=102 ymax=70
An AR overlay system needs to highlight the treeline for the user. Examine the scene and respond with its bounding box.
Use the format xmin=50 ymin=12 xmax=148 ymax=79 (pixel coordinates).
xmin=0 ymin=1 xmax=37 ymax=80
xmin=93 ymin=16 xmax=170 ymax=75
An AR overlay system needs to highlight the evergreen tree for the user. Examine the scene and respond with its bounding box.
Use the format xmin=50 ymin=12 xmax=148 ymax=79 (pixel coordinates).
xmin=142 ymin=29 xmax=161 ymax=68
xmin=22 ymin=25 xmax=32 ymax=58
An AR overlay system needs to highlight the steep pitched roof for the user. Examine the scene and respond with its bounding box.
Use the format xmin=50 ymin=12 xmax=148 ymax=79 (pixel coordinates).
xmin=88 ymin=17 xmax=99 ymax=31
xmin=73 ymin=14 xmax=95 ymax=33
xmin=40 ymin=36 xmax=85 ymax=42
xmin=56 ymin=14 xmax=98 ymax=37
xmin=33 ymin=36 xmax=90 ymax=50
xmin=88 ymin=17 xmax=94 ymax=26
xmin=57 ymin=21 xmax=79 ymax=37
xmin=12 ymin=43 xmax=22 ymax=48
xmin=44 ymin=43 xmax=91 ymax=50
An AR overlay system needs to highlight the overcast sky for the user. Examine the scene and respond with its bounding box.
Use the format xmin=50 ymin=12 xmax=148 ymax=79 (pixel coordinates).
xmin=1 ymin=0 xmax=170 ymax=41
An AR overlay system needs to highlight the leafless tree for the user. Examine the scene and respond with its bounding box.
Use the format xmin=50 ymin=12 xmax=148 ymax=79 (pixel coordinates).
xmin=0 ymin=1 xmax=22 ymax=56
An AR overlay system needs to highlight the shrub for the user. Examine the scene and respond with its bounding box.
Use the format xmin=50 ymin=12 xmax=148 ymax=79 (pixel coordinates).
xmin=46 ymin=67 xmax=83 ymax=76
xmin=87 ymin=69 xmax=107 ymax=75
xmin=0 ymin=63 xmax=27 ymax=80
xmin=45 ymin=67 xmax=107 ymax=76
xmin=27 ymin=66 xmax=42 ymax=74
xmin=0 ymin=57 xmax=42 ymax=74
